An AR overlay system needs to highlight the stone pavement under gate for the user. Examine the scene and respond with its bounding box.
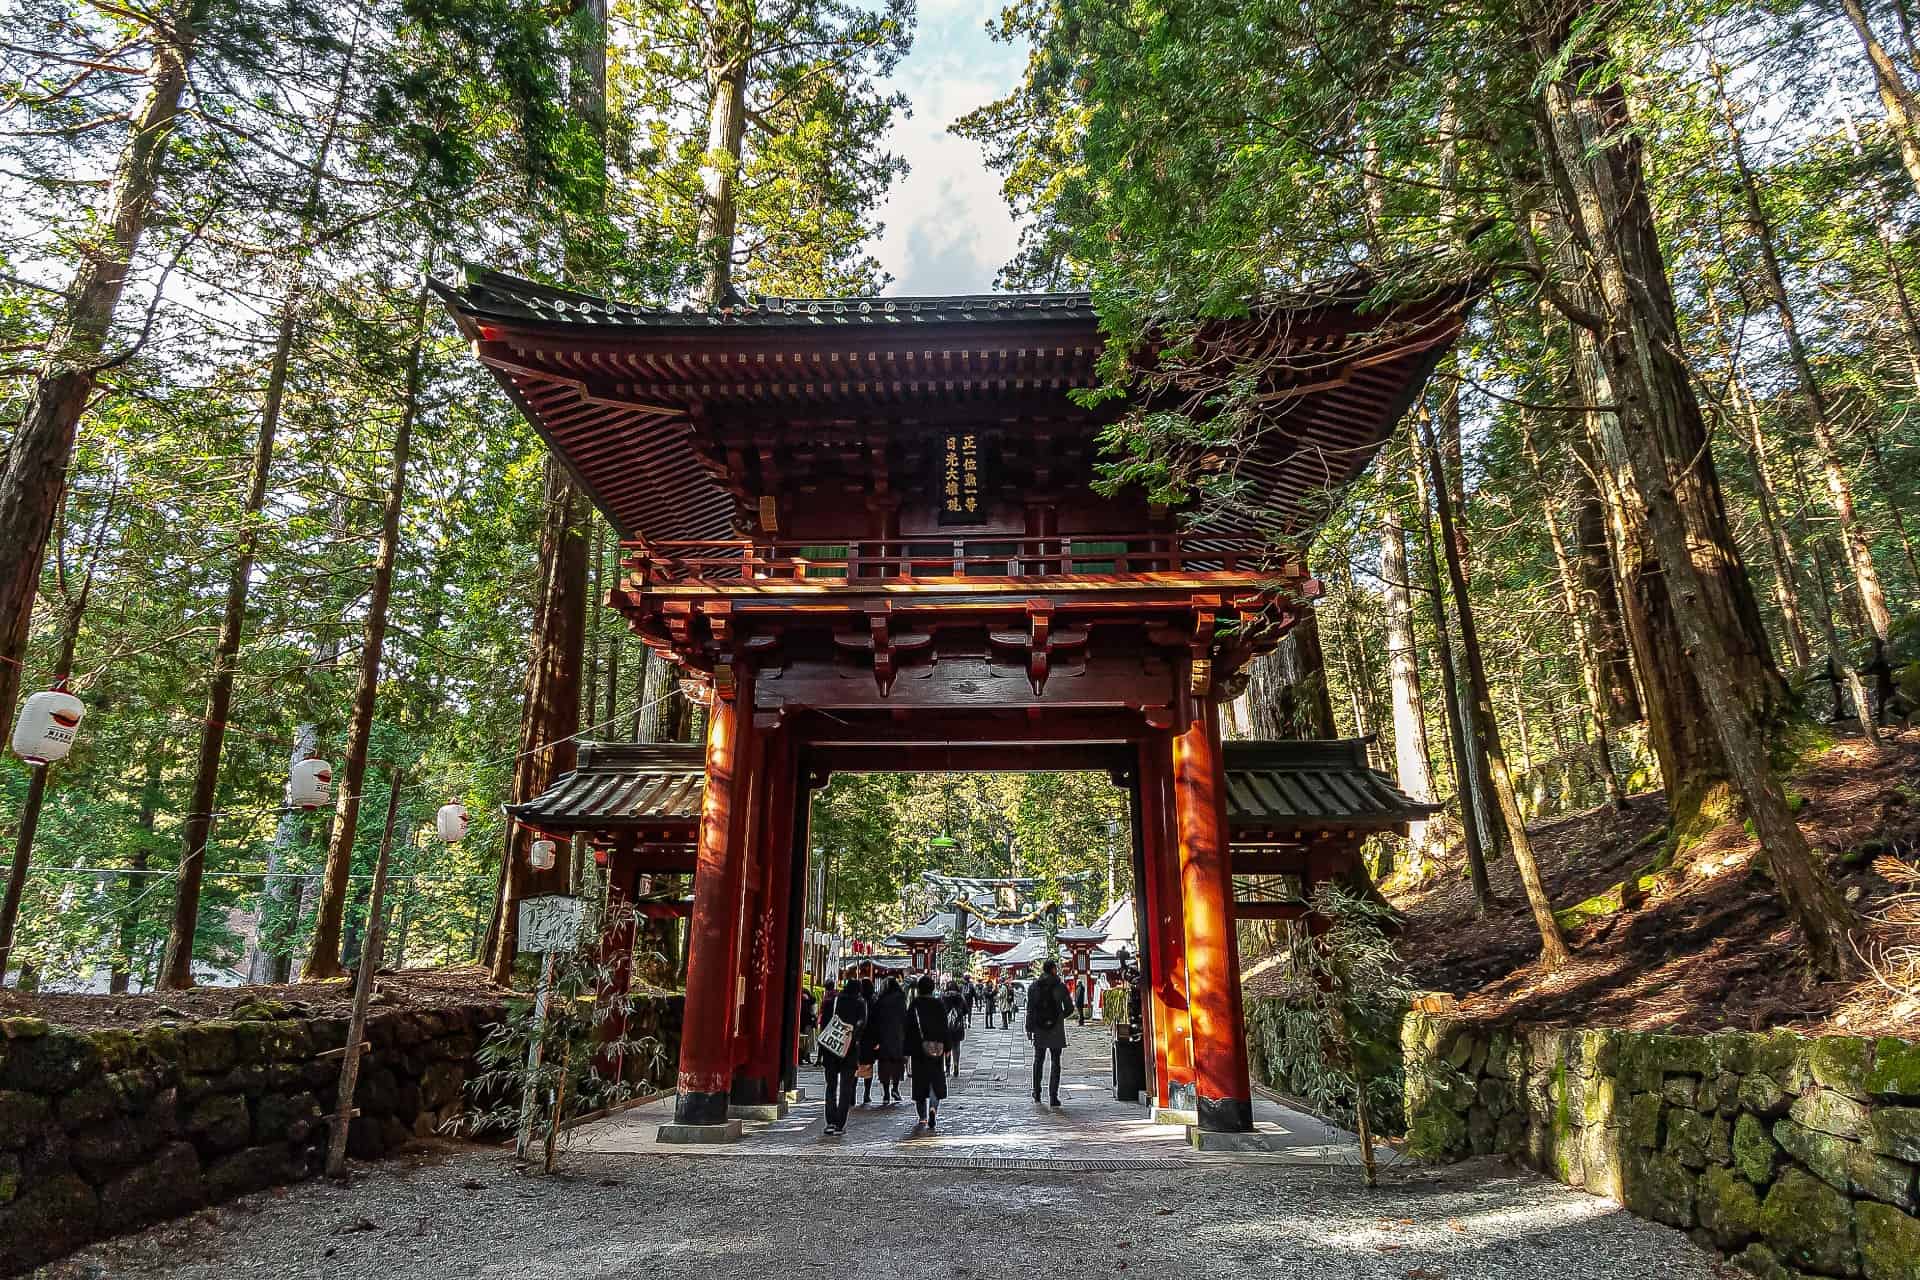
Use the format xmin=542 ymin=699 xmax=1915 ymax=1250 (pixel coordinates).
xmin=569 ymin=1014 xmax=1382 ymax=1166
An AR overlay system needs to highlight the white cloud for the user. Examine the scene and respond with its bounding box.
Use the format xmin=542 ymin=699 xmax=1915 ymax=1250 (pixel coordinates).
xmin=872 ymin=6 xmax=1026 ymax=295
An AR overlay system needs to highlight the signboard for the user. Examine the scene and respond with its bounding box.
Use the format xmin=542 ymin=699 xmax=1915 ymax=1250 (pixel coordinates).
xmin=517 ymin=894 xmax=586 ymax=954
xmin=937 ymin=431 xmax=988 ymax=524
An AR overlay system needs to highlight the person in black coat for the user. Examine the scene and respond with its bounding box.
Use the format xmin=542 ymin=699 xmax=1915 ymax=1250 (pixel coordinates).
xmin=906 ymin=974 xmax=949 ymax=1130
xmin=941 ymin=979 xmax=968 ymax=1076
xmin=1026 ymin=960 xmax=1072 ymax=1106
xmin=799 ymin=987 xmax=817 ymax=1065
xmin=868 ymin=977 xmax=909 ymax=1104
xmin=820 ymin=980 xmax=869 ymax=1135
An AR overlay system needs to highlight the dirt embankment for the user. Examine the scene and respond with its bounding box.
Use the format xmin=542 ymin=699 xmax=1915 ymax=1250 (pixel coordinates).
xmin=1388 ymin=729 xmax=1920 ymax=1039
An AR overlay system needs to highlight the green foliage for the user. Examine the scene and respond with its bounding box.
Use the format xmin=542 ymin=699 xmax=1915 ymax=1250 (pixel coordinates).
xmin=459 ymin=883 xmax=666 ymax=1171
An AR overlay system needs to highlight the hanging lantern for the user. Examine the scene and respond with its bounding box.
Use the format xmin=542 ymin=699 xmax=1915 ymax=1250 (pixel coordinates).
xmin=436 ymin=802 xmax=470 ymax=844
xmin=528 ymin=838 xmax=557 ymax=871
xmin=11 ymin=688 xmax=85 ymax=765
xmin=286 ymin=757 xmax=334 ymax=810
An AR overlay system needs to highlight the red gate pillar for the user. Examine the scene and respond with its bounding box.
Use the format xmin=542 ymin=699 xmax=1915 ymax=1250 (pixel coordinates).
xmin=739 ymin=724 xmax=797 ymax=1104
xmin=673 ymin=660 xmax=757 ymax=1129
xmin=1140 ymin=735 xmax=1194 ymax=1108
xmin=727 ymin=718 xmax=769 ymax=1087
xmin=1172 ymin=664 xmax=1253 ymax=1132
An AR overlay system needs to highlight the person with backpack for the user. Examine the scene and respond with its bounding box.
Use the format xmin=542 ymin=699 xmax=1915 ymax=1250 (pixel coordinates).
xmin=819 ymin=978 xmax=869 ymax=1136
xmin=941 ymin=979 xmax=968 ymax=1076
xmin=906 ymin=974 xmax=949 ymax=1131
xmin=999 ymin=980 xmax=1015 ymax=1028
xmin=1025 ymin=959 xmax=1072 ymax=1106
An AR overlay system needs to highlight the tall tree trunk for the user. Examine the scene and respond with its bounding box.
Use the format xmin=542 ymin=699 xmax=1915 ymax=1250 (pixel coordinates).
xmin=0 ymin=0 xmax=197 ymax=735
xmin=1715 ymin=66 xmax=1891 ymax=644
xmin=493 ymin=0 xmax=606 ymax=979
xmin=1838 ymin=0 xmax=1920 ymax=197
xmin=1726 ymin=365 xmax=1816 ymax=670
xmin=1534 ymin=29 xmax=1861 ymax=976
xmin=303 ymin=276 xmax=429 ymax=980
xmin=697 ymin=3 xmax=752 ymax=304
xmin=159 ymin=31 xmax=359 ymax=988
xmin=1419 ymin=413 xmax=1570 ymax=969
xmin=1407 ymin=417 xmax=1493 ymax=909
xmin=1569 ymin=461 xmax=1641 ymax=726
xmin=248 ymin=720 xmax=317 ymax=984
xmin=113 ymin=752 xmax=164 ymax=993
xmin=0 ymin=531 xmax=102 ymax=982
xmin=1517 ymin=415 xmax=1625 ymax=809
xmin=1379 ymin=476 xmax=1438 ymax=867
xmin=1264 ymin=612 xmax=1337 ymax=738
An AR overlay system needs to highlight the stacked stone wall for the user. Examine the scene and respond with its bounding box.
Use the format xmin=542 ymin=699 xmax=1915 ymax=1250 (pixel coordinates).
xmin=1402 ymin=1015 xmax=1920 ymax=1279
xmin=0 ymin=994 xmax=684 ymax=1275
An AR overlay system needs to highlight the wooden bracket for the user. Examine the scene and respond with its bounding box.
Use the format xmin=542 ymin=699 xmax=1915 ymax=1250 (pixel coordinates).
xmin=1189 ymin=607 xmax=1217 ymax=697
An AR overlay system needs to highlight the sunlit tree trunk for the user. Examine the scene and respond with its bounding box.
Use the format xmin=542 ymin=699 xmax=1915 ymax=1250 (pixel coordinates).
xmin=1838 ymin=0 xmax=1920 ymax=197
xmin=1534 ymin=26 xmax=1860 ymax=976
xmin=1419 ymin=412 xmax=1569 ymax=969
xmin=698 ymin=2 xmax=753 ymax=304
xmin=0 ymin=0 xmax=199 ymax=739
xmin=304 ymin=275 xmax=429 ymax=980
xmin=161 ymin=26 xmax=360 ymax=988
xmin=1378 ymin=475 xmax=1438 ymax=868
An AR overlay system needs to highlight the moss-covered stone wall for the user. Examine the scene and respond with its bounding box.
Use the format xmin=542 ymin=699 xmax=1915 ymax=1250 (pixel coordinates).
xmin=1402 ymin=1015 xmax=1920 ymax=1279
xmin=0 ymin=993 xmax=684 ymax=1276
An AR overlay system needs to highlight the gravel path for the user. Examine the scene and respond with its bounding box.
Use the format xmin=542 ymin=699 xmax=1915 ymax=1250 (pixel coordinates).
xmin=44 ymin=1140 xmax=1730 ymax=1280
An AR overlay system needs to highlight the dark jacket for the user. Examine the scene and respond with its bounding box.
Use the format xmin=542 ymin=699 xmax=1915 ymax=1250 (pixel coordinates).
xmin=867 ymin=981 xmax=909 ymax=1060
xmin=907 ymin=994 xmax=950 ymax=1058
xmin=823 ymin=988 xmax=868 ymax=1064
xmin=940 ymin=990 xmax=967 ymax=1043
xmin=1025 ymin=974 xmax=1072 ymax=1049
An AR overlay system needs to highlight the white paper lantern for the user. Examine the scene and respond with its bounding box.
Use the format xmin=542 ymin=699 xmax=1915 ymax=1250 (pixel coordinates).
xmin=528 ymin=838 xmax=557 ymax=871
xmin=286 ymin=757 xmax=334 ymax=810
xmin=11 ymin=689 xmax=85 ymax=765
xmin=436 ymin=802 xmax=470 ymax=844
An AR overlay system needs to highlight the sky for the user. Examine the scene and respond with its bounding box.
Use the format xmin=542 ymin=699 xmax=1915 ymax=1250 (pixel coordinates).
xmin=870 ymin=2 xmax=1026 ymax=296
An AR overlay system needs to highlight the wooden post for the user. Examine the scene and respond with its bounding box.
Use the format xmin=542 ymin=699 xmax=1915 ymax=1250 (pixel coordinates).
xmin=325 ymin=771 xmax=404 ymax=1176
xmin=516 ymin=949 xmax=557 ymax=1160
xmin=1140 ymin=736 xmax=1193 ymax=1108
xmin=743 ymin=726 xmax=796 ymax=1103
xmin=674 ymin=661 xmax=754 ymax=1127
xmin=0 ymin=763 xmax=49 ymax=982
xmin=1172 ymin=668 xmax=1253 ymax=1132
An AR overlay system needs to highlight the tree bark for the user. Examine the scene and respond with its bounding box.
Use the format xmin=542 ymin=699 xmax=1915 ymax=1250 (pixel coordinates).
xmin=1517 ymin=414 xmax=1625 ymax=809
xmin=1262 ymin=612 xmax=1337 ymax=738
xmin=1379 ymin=475 xmax=1438 ymax=867
xmin=493 ymin=0 xmax=606 ymax=979
xmin=1419 ymin=413 xmax=1570 ymax=969
xmin=1534 ymin=30 xmax=1861 ymax=976
xmin=697 ymin=3 xmax=752 ymax=304
xmin=0 ymin=0 xmax=197 ymax=736
xmin=1407 ymin=420 xmax=1493 ymax=909
xmin=1714 ymin=66 xmax=1891 ymax=645
xmin=303 ymin=276 xmax=429 ymax=980
xmin=1839 ymin=0 xmax=1920 ymax=198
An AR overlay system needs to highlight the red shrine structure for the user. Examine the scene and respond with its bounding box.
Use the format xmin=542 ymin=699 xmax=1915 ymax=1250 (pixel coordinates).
xmin=438 ymin=270 xmax=1460 ymax=1136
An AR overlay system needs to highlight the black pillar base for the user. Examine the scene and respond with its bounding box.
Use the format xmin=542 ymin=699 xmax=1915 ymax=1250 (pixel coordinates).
xmin=674 ymin=1088 xmax=731 ymax=1126
xmin=730 ymin=1074 xmax=769 ymax=1105
xmin=1196 ymin=1094 xmax=1254 ymax=1133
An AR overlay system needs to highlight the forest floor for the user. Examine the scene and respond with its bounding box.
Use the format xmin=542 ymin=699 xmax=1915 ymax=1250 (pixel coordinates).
xmin=1388 ymin=727 xmax=1920 ymax=1039
xmin=0 ymin=965 xmax=517 ymax=1030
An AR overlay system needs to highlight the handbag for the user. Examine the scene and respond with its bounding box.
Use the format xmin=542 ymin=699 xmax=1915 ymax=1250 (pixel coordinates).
xmin=914 ymin=1006 xmax=945 ymax=1059
xmin=857 ymin=1061 xmax=875 ymax=1080
xmin=818 ymin=1014 xmax=855 ymax=1060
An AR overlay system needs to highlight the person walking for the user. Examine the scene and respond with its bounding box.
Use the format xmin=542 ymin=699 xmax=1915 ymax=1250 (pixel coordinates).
xmin=1026 ymin=959 xmax=1072 ymax=1106
xmin=982 ymin=978 xmax=997 ymax=1029
xmin=857 ymin=977 xmax=884 ymax=1105
xmin=941 ymin=979 xmax=968 ymax=1077
xmin=869 ymin=976 xmax=909 ymax=1104
xmin=906 ymin=974 xmax=949 ymax=1131
xmin=999 ymin=980 xmax=1014 ymax=1029
xmin=1075 ymin=976 xmax=1089 ymax=1026
xmin=963 ymin=978 xmax=976 ymax=1025
xmin=799 ymin=987 xmax=817 ymax=1065
xmin=819 ymin=978 xmax=868 ymax=1135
